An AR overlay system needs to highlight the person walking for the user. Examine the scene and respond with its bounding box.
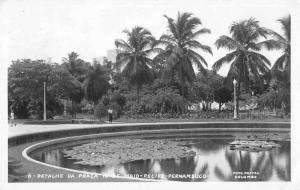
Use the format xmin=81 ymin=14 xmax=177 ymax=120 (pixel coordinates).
xmin=10 ymin=111 xmax=15 ymax=127
xmin=108 ymin=108 xmax=113 ymax=123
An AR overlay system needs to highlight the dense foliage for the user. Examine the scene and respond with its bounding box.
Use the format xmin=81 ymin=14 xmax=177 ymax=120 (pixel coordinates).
xmin=8 ymin=60 xmax=65 ymax=118
xmin=7 ymin=13 xmax=291 ymax=120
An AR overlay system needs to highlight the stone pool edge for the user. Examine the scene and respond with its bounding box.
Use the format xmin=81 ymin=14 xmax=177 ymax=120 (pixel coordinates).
xmin=8 ymin=121 xmax=291 ymax=182
xmin=22 ymin=135 xmax=157 ymax=182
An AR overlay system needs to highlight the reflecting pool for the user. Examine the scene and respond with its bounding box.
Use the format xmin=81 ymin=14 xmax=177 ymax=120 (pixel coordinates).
xmin=29 ymin=135 xmax=290 ymax=182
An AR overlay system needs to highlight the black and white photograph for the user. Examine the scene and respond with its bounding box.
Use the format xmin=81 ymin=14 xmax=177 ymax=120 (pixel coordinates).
xmin=1 ymin=0 xmax=300 ymax=189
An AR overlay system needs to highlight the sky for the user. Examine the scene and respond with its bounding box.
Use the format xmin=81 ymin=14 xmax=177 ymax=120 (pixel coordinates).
xmin=0 ymin=0 xmax=295 ymax=76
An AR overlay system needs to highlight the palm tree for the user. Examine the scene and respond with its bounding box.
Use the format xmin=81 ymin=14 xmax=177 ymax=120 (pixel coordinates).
xmin=261 ymin=15 xmax=290 ymax=81
xmin=257 ymin=15 xmax=291 ymax=114
xmin=115 ymin=26 xmax=155 ymax=104
xmin=212 ymin=18 xmax=272 ymax=115
xmin=153 ymin=12 xmax=212 ymax=96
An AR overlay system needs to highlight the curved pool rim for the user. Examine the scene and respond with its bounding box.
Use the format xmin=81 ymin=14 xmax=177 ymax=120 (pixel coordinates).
xmin=22 ymin=132 xmax=161 ymax=182
xmin=9 ymin=121 xmax=290 ymax=146
xmin=10 ymin=121 xmax=290 ymax=182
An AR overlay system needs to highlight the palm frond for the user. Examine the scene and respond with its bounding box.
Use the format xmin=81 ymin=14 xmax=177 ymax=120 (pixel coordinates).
xmin=138 ymin=27 xmax=152 ymax=36
xmin=249 ymin=51 xmax=271 ymax=67
xmin=159 ymin=34 xmax=177 ymax=44
xmin=145 ymin=47 xmax=164 ymax=55
xmin=164 ymin=14 xmax=178 ymax=40
xmin=184 ymin=40 xmax=212 ymax=55
xmin=188 ymin=52 xmax=205 ymax=73
xmin=215 ymin=35 xmax=241 ymax=50
xmin=188 ymin=28 xmax=211 ymax=39
xmin=153 ymin=39 xmax=173 ymax=48
xmin=230 ymin=21 xmax=247 ymax=43
xmin=246 ymin=42 xmax=261 ymax=51
xmin=249 ymin=26 xmax=269 ymax=41
xmin=122 ymin=58 xmax=135 ymax=76
xmin=224 ymin=57 xmax=239 ymax=86
xmin=256 ymin=39 xmax=282 ymax=50
xmin=188 ymin=49 xmax=208 ymax=67
xmin=271 ymin=54 xmax=287 ymax=73
xmin=122 ymin=29 xmax=131 ymax=38
xmin=278 ymin=15 xmax=290 ymax=42
xmin=115 ymin=39 xmax=133 ymax=52
xmin=115 ymin=53 xmax=131 ymax=70
xmin=212 ymin=51 xmax=238 ymax=71
xmin=183 ymin=16 xmax=202 ymax=34
xmin=269 ymin=30 xmax=287 ymax=45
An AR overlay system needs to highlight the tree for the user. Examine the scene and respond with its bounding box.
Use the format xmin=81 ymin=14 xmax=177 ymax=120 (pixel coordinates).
xmin=256 ymin=15 xmax=291 ymax=114
xmin=8 ymin=59 xmax=64 ymax=118
xmin=151 ymin=87 xmax=187 ymax=114
xmin=257 ymin=78 xmax=290 ymax=114
xmin=53 ymin=65 xmax=84 ymax=118
xmin=191 ymin=70 xmax=223 ymax=110
xmin=62 ymin=52 xmax=91 ymax=82
xmin=212 ymin=18 xmax=272 ymax=115
xmin=83 ymin=64 xmax=110 ymax=104
xmin=61 ymin=52 xmax=92 ymax=117
xmin=115 ymin=26 xmax=155 ymax=104
xmin=214 ymin=86 xmax=232 ymax=110
xmin=153 ymin=12 xmax=212 ymax=96
xmin=262 ymin=15 xmax=290 ymax=81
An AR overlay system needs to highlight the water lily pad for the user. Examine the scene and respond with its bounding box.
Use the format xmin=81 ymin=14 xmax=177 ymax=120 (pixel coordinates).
xmin=62 ymin=139 xmax=196 ymax=166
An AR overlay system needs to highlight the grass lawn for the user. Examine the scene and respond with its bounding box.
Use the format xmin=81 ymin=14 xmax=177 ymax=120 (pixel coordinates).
xmin=114 ymin=117 xmax=291 ymax=123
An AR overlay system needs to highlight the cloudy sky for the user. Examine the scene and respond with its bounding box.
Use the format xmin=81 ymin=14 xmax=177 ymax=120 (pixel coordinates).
xmin=0 ymin=0 xmax=296 ymax=76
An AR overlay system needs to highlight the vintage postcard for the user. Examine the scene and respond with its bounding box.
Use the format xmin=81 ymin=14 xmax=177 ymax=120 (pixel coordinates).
xmin=2 ymin=0 xmax=300 ymax=189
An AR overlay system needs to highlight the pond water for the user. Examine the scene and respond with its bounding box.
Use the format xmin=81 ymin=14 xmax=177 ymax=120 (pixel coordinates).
xmin=29 ymin=134 xmax=290 ymax=182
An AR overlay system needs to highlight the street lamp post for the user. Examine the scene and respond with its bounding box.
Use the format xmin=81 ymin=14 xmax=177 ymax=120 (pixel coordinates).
xmin=64 ymin=99 xmax=67 ymax=117
xmin=43 ymin=82 xmax=47 ymax=121
xmin=233 ymin=79 xmax=238 ymax=120
xmin=273 ymin=88 xmax=278 ymax=116
xmin=251 ymin=91 xmax=254 ymax=117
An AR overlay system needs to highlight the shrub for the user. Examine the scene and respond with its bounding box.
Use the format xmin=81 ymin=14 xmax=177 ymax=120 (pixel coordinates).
xmin=94 ymin=102 xmax=107 ymax=120
xmin=111 ymin=92 xmax=126 ymax=108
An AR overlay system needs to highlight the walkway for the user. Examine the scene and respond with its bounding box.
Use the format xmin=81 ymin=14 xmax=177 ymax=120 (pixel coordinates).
xmin=9 ymin=120 xmax=290 ymax=138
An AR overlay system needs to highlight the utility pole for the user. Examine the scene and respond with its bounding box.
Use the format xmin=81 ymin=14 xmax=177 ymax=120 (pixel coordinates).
xmin=43 ymin=82 xmax=47 ymax=121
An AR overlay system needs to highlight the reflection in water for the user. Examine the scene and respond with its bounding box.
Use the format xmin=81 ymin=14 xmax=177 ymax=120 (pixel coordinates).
xmin=274 ymin=142 xmax=291 ymax=181
xmin=213 ymin=141 xmax=290 ymax=181
xmin=30 ymin=138 xmax=290 ymax=181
